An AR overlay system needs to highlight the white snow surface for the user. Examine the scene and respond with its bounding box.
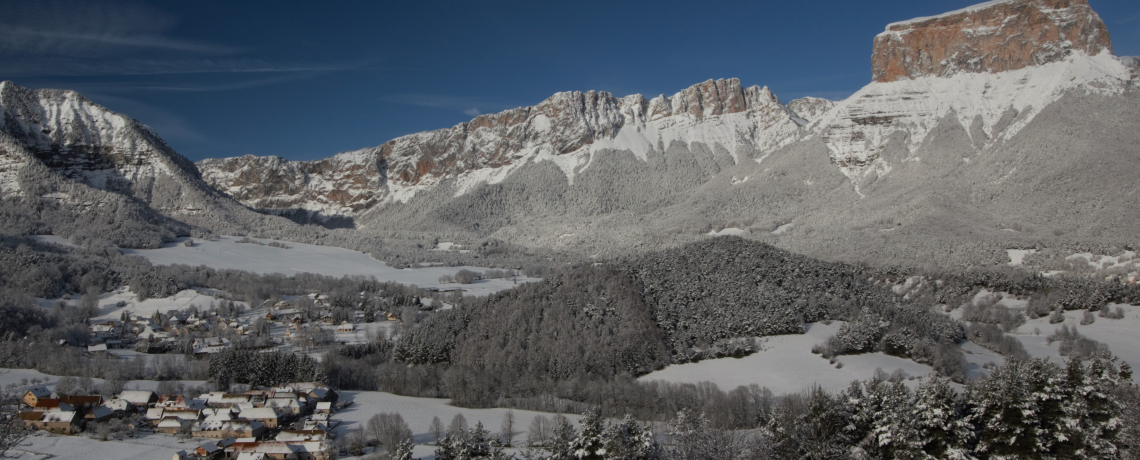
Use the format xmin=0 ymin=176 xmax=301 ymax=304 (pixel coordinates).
xmin=638 ymin=322 xmax=936 ymax=394
xmin=122 ymin=236 xmax=537 ymax=296
xmin=771 ymin=223 xmax=794 ymax=235
xmin=884 ymin=0 xmax=1014 ymax=29
xmin=813 ymin=53 xmax=1132 ymax=181
xmin=11 ymin=431 xmax=201 ymax=460
xmin=1006 ymin=248 xmax=1038 ymax=266
xmin=1012 ymin=305 xmax=1140 ymax=370
xmin=707 ymin=227 xmax=747 ymax=237
xmin=334 ymin=391 xmax=581 ymax=450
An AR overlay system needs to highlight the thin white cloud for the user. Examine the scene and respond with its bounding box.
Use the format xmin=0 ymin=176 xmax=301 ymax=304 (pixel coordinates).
xmin=387 ymin=94 xmax=491 ymax=117
xmin=0 ymin=58 xmax=365 ymax=78
xmin=0 ymin=28 xmax=239 ymax=55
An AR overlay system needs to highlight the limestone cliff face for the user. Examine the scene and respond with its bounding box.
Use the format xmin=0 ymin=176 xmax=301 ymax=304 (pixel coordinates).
xmin=199 ymin=78 xmax=813 ymax=217
xmin=872 ymin=0 xmax=1112 ymax=82
xmin=0 ymin=81 xmax=215 ymax=212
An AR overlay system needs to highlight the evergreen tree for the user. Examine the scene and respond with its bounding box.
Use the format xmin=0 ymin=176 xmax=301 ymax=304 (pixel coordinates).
xmin=569 ymin=409 xmax=607 ymax=460
xmin=546 ymin=415 xmax=577 ymax=460
xmin=602 ymin=414 xmax=660 ymax=460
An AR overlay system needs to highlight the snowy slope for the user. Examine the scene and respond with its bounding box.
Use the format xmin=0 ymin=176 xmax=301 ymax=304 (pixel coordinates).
xmin=0 ymin=81 xmax=202 ymax=207
xmin=199 ymin=79 xmax=816 ymax=215
xmin=813 ymin=53 xmax=1132 ymax=182
xmin=638 ymin=322 xmax=937 ymax=394
xmin=122 ymin=236 xmax=537 ymax=296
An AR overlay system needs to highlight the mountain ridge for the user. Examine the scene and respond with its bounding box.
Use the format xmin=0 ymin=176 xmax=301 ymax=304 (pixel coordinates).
xmin=2 ymin=0 xmax=1138 ymax=269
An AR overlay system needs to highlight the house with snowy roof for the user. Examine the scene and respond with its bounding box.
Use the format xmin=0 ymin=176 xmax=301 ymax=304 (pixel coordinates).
xmin=156 ymin=415 xmax=190 ymax=434
xmin=22 ymin=387 xmax=52 ymax=407
xmin=237 ymin=407 xmax=280 ymax=428
xmin=21 ymin=410 xmax=78 ymax=434
xmin=194 ymin=437 xmax=236 ymax=458
xmin=193 ymin=419 xmax=265 ymax=439
xmin=102 ymin=398 xmax=134 ymax=413
xmin=27 ymin=398 xmax=74 ymax=412
xmin=275 ymin=430 xmax=326 ymax=442
xmin=118 ymin=390 xmax=158 ymax=408
xmin=205 ymin=391 xmax=251 ymax=408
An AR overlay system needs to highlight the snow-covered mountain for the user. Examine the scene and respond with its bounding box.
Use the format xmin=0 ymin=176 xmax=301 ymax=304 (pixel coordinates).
xmin=819 ymin=0 xmax=1131 ymax=186
xmin=3 ymin=0 xmax=1137 ymax=267
xmin=0 ymin=81 xmax=211 ymax=213
xmin=198 ymin=78 xmax=823 ymax=218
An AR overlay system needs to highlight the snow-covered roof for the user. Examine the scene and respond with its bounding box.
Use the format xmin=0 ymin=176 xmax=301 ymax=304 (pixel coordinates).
xmin=274 ymin=430 xmax=326 ymax=442
xmin=165 ymin=409 xmax=201 ymax=420
xmin=237 ymin=407 xmax=278 ymax=420
xmin=315 ymin=401 xmax=331 ymax=410
xmin=118 ymin=390 xmax=156 ymax=405
xmin=103 ymin=399 xmax=132 ymax=411
xmin=197 ymin=420 xmax=263 ymax=432
xmin=157 ymin=416 xmax=185 ymax=428
xmin=40 ymin=411 xmax=77 ymax=423
xmin=146 ymin=408 xmax=166 ymax=420
xmin=885 ymin=0 xmax=1014 ymax=29
xmin=235 ymin=442 xmax=297 ymax=454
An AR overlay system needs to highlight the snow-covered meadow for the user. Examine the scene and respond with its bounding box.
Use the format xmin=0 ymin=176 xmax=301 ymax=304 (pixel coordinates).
xmin=118 ymin=236 xmax=538 ymax=296
xmin=638 ymin=322 xmax=942 ymax=394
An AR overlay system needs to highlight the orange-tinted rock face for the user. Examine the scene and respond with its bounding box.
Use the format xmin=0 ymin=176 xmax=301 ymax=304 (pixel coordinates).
xmin=872 ymin=0 xmax=1112 ymax=82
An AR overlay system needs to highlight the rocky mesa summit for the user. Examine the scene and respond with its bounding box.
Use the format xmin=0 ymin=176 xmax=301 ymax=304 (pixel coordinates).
xmin=872 ymin=0 xmax=1113 ymax=82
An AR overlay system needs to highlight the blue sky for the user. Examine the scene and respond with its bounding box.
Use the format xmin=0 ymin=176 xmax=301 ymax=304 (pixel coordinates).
xmin=3 ymin=0 xmax=1138 ymax=162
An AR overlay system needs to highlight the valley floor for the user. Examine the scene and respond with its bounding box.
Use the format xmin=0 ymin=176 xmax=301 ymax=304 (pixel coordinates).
xmin=113 ymin=235 xmax=538 ymax=296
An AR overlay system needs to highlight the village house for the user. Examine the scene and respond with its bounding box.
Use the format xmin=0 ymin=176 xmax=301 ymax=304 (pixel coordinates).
xmin=20 ymin=410 xmax=78 ymax=434
xmin=27 ymin=398 xmax=74 ymax=412
xmin=205 ymin=391 xmax=252 ymax=408
xmin=85 ymin=405 xmax=115 ymax=422
xmin=157 ymin=394 xmax=207 ymax=410
xmin=228 ymin=441 xmax=331 ymax=460
xmin=22 ymin=387 xmax=51 ymax=407
xmin=59 ymin=394 xmax=102 ymax=410
xmin=194 ymin=438 xmax=236 ymax=459
xmin=264 ymin=395 xmax=304 ymax=415
xmin=102 ymin=398 xmax=135 ymax=414
xmin=275 ymin=430 xmax=326 ymax=442
xmin=336 ymin=322 xmax=354 ymax=332
xmin=90 ymin=321 xmax=122 ymax=340
xmin=238 ymin=407 xmax=281 ymax=429
xmin=156 ymin=416 xmax=189 ymax=434
xmin=193 ymin=419 xmax=265 ymax=439
xmin=118 ymin=390 xmax=158 ymax=409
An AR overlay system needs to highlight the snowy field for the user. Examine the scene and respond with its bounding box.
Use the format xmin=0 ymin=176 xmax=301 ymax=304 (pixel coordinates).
xmin=1009 ymin=304 xmax=1140 ymax=370
xmin=100 ymin=236 xmax=538 ymax=296
xmin=0 ymin=368 xmax=208 ymax=394
xmin=11 ymin=431 xmax=205 ymax=460
xmin=638 ymin=322 xmax=943 ymax=394
xmin=335 ymin=391 xmax=582 ymax=459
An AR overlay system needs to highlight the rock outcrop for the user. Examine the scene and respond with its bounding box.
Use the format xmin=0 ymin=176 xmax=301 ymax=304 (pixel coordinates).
xmin=816 ymin=0 xmax=1131 ymax=185
xmin=872 ymin=0 xmax=1112 ymax=82
xmin=0 ymin=81 xmax=211 ymax=212
xmin=199 ymin=78 xmax=816 ymax=217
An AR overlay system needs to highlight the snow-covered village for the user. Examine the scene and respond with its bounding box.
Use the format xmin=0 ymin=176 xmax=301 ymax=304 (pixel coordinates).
xmin=5 ymin=0 xmax=1140 ymax=459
